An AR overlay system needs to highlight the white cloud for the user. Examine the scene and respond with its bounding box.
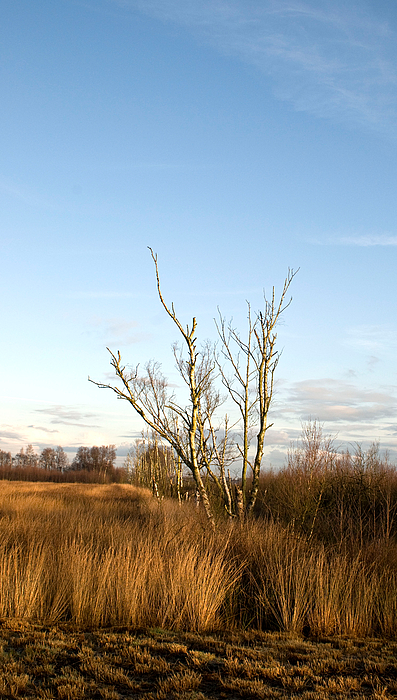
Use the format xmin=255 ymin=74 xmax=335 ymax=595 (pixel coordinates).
xmin=278 ymin=378 xmax=397 ymax=423
xmin=264 ymin=448 xmax=289 ymax=469
xmin=114 ymin=0 xmax=397 ymax=136
xmin=264 ymin=428 xmax=295 ymax=446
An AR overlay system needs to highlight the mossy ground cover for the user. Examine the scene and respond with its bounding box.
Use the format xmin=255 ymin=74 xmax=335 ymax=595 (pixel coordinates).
xmin=0 ymin=621 xmax=396 ymax=699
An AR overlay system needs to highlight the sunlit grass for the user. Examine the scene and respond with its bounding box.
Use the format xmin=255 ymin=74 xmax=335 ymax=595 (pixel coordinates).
xmin=0 ymin=622 xmax=396 ymax=699
xmin=0 ymin=482 xmax=236 ymax=631
xmin=0 ymin=481 xmax=397 ymax=638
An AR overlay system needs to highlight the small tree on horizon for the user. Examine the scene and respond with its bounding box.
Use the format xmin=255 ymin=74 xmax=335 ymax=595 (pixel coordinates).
xmin=40 ymin=446 xmax=69 ymax=471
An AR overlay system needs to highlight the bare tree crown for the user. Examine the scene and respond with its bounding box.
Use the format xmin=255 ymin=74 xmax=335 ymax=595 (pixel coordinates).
xmin=89 ymin=249 xmax=297 ymax=524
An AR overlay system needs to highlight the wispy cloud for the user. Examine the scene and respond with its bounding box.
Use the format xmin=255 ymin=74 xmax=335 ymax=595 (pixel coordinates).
xmin=96 ymin=161 xmax=208 ymax=171
xmin=367 ymin=356 xmax=380 ymax=373
xmin=315 ymin=235 xmax=397 ymax=246
xmin=278 ymin=378 xmax=397 ymax=423
xmin=34 ymin=406 xmax=99 ymax=428
xmin=114 ymin=0 xmax=397 ymax=136
xmin=65 ymin=292 xmax=140 ymax=300
xmin=0 ymin=176 xmax=57 ymax=210
xmin=344 ymin=325 xmax=397 ymax=354
xmin=86 ymin=317 xmax=152 ymax=346
xmin=0 ymin=429 xmax=25 ymax=442
xmin=27 ymin=425 xmax=60 ymax=434
xmin=265 ymin=448 xmax=289 ymax=468
xmin=264 ymin=428 xmax=294 ymax=446
xmin=116 ymin=441 xmax=139 ymax=455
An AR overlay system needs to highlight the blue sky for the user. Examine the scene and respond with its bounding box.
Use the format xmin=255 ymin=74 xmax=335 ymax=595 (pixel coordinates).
xmin=1 ymin=0 xmax=397 ymax=466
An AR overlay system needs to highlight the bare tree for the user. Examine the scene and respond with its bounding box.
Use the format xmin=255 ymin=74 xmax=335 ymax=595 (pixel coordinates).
xmin=124 ymin=430 xmax=184 ymax=501
xmin=54 ymin=445 xmax=69 ymax=472
xmin=216 ymin=268 xmax=297 ymax=515
xmin=39 ymin=446 xmax=69 ymax=471
xmin=40 ymin=447 xmax=57 ymax=470
xmin=90 ymin=249 xmax=296 ymax=525
xmin=14 ymin=445 xmax=39 ymax=469
xmin=71 ymin=445 xmax=116 ymax=479
xmin=0 ymin=450 xmax=12 ymax=468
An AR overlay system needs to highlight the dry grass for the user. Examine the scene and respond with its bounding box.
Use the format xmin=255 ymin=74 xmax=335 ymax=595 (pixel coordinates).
xmin=0 ymin=480 xmax=397 ymax=640
xmin=0 ymin=621 xmax=396 ymax=699
xmin=228 ymin=518 xmax=397 ymax=637
xmin=1 ymin=481 xmax=397 ymax=696
xmin=0 ymin=482 xmax=236 ymax=632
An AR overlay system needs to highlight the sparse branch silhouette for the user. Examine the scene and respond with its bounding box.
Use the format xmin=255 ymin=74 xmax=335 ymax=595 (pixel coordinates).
xmin=90 ymin=249 xmax=297 ymax=524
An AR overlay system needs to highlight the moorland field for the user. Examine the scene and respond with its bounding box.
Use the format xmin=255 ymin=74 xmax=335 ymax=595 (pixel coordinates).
xmin=1 ymin=446 xmax=397 ymax=698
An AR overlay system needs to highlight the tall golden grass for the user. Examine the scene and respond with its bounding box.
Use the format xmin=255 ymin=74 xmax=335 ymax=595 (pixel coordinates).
xmin=0 ymin=480 xmax=397 ymax=636
xmin=0 ymin=482 xmax=237 ymax=631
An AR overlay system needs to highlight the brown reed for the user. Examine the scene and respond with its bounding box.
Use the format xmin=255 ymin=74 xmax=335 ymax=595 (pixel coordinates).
xmin=0 ymin=480 xmax=396 ymax=636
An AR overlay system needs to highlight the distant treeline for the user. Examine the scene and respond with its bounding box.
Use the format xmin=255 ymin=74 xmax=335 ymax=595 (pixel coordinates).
xmin=2 ymin=428 xmax=397 ymax=547
xmin=0 ymin=445 xmax=126 ymax=483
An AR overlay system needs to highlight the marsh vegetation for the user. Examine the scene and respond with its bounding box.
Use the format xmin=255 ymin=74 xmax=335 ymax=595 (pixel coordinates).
xmin=1 ymin=445 xmax=397 ymax=697
xmin=0 ymin=459 xmax=397 ymax=638
xmin=1 ymin=621 xmax=397 ymax=699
